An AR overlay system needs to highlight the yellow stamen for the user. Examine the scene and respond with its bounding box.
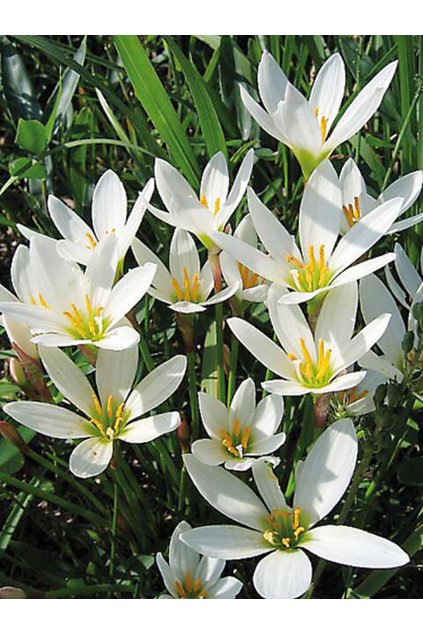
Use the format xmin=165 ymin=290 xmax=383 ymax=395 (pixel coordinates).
xmin=38 ymin=293 xmax=50 ymax=309
xmin=106 ymin=395 xmax=113 ymax=418
xmin=30 ymin=294 xmax=37 ymax=305
xmin=286 ymin=254 xmax=304 ymax=269
xmin=241 ymin=426 xmax=250 ymax=450
xmin=263 ymin=530 xmax=276 ymax=545
xmin=85 ymin=293 xmax=94 ymax=316
xmin=171 ymin=278 xmax=184 ymax=301
xmin=85 ymin=232 xmax=97 ymax=249
xmin=175 ymin=580 xmax=187 ymax=599
xmin=320 ymin=116 xmax=327 ymax=142
xmin=183 ymin=268 xmax=190 ymax=301
xmin=319 ymin=244 xmax=325 ymax=269
xmin=294 ymin=526 xmax=305 ymax=539
xmin=293 ymin=507 xmax=301 ymax=531
xmin=342 ymin=204 xmax=355 ymax=228
xmin=308 ymin=245 xmax=316 ymax=270
xmin=220 ymin=430 xmax=233 ymax=445
xmin=92 ymin=394 xmax=102 ymax=417
xmin=191 ymin=273 xmax=199 ymax=302
xmin=288 ymin=353 xmax=297 ymax=361
xmin=199 ymin=195 xmax=208 ymax=208
xmin=281 ymin=537 xmax=291 ymax=548
xmin=185 ymin=572 xmax=193 ymax=593
xmin=353 ymin=196 xmax=361 ymax=220
xmin=299 ymin=338 xmax=313 ymax=367
xmin=213 ymin=198 xmax=221 ymax=215
xmin=232 ymin=418 xmax=241 ymax=437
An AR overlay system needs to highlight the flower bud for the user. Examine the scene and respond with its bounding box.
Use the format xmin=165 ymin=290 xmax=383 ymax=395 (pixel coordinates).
xmin=176 ymin=413 xmax=191 ymax=453
xmin=0 ymin=586 xmax=27 ymax=599
xmin=8 ymin=358 xmax=27 ymax=388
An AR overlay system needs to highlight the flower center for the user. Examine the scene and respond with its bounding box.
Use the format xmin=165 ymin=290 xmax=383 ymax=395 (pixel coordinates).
xmin=174 ymin=572 xmax=208 ymax=599
xmin=313 ymin=107 xmax=328 ymax=143
xmin=237 ymin=263 xmax=263 ymax=289
xmin=63 ymin=294 xmax=109 ymax=341
xmin=171 ymin=267 xmax=201 ymax=303
xmin=288 ymin=337 xmax=332 ymax=387
xmin=263 ymin=507 xmax=306 ymax=550
xmin=200 ymin=195 xmax=221 ymax=216
xmin=342 ymin=196 xmax=361 ymax=228
xmin=220 ymin=418 xmax=251 ymax=459
xmin=89 ymin=394 xmax=127 ymax=440
xmin=286 ymin=245 xmax=332 ymax=292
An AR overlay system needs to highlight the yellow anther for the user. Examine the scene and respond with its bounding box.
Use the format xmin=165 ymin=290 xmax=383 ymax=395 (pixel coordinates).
xmin=38 ymin=293 xmax=50 ymax=309
xmin=191 ymin=273 xmax=199 ymax=302
xmin=319 ymin=265 xmax=328 ymax=286
xmin=282 ymin=537 xmax=291 ymax=548
xmin=286 ymin=254 xmax=304 ymax=269
xmin=106 ymin=395 xmax=113 ymax=418
xmin=193 ymin=579 xmax=203 ymax=593
xmin=92 ymin=394 xmax=102 ymax=416
xmin=343 ymin=204 xmax=355 ymax=228
xmin=227 ymin=446 xmax=240 ymax=457
xmin=238 ymin=263 xmax=260 ymax=289
xmin=85 ymin=294 xmax=94 ymax=316
xmin=294 ymin=526 xmax=305 ymax=539
xmin=116 ymin=402 xmax=125 ymax=419
xmin=213 ymin=197 xmax=221 ymax=215
xmin=308 ymin=245 xmax=316 ymax=270
xmin=95 ymin=306 xmax=103 ymax=318
xmin=89 ymin=417 xmax=103 ymax=433
xmin=263 ymin=530 xmax=277 ymax=545
xmin=317 ymin=339 xmax=325 ymax=366
xmin=288 ymin=353 xmax=297 ymax=361
xmin=241 ymin=426 xmax=250 ymax=450
xmin=320 ymin=116 xmax=327 ymax=142
xmin=319 ymin=244 xmax=325 ymax=269
xmin=305 ymin=265 xmax=313 ymax=287
xmin=293 ymin=507 xmax=301 ymax=531
xmin=183 ymin=268 xmax=190 ymax=301
xmin=314 ymin=106 xmax=319 ymax=118
xmin=85 ymin=232 xmax=97 ymax=249
xmin=171 ymin=278 xmax=184 ymax=301
xmin=199 ymin=195 xmax=208 ymax=208
xmin=185 ymin=572 xmax=193 ymax=592
xmin=232 ymin=418 xmax=241 ymax=437
xmin=175 ymin=580 xmax=187 ymax=599
xmin=299 ymin=338 xmax=313 ymax=367
xmin=220 ymin=430 xmax=233 ymax=445
xmin=353 ymin=196 xmax=361 ymax=220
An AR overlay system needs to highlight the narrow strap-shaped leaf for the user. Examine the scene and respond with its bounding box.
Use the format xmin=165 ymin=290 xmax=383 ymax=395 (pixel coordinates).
xmin=114 ymin=35 xmax=199 ymax=185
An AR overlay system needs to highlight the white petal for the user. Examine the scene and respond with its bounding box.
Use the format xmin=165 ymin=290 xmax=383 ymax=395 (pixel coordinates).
xmin=252 ymin=393 xmax=284 ymax=437
xmin=248 ymin=187 xmax=301 ymax=265
xmin=31 ymin=333 xmax=89 ymax=347
xmin=253 ymin=549 xmax=312 ymax=599
xmin=388 ymin=211 xmax=423 ymax=234
xmin=198 ymin=392 xmax=229 ymax=440
xmin=304 ymin=525 xmax=409 ymax=568
xmin=379 ymin=170 xmax=423 ymax=214
xmin=92 ymin=170 xmax=127 ymax=238
xmin=227 ymin=317 xmax=293 ymax=379
xmin=132 ymin=238 xmax=173 ymax=295
xmin=125 ymin=355 xmax=186 ymax=419
xmin=220 ymin=251 xmax=242 ymax=288
xmin=10 ymin=244 xmax=31 ymax=301
xmin=360 ymin=274 xmax=405 ymax=362
xmin=156 ymin=553 xmax=177 ymax=598
xmin=0 ymin=302 xmax=65 ymax=333
xmin=4 ymin=402 xmax=91 ymax=439
xmin=252 ymin=459 xmax=289 ymax=512
xmin=268 ymin=285 xmax=315 ymax=361
xmin=294 ymin=418 xmax=358 ymax=527
xmin=330 ymin=198 xmax=403 ymax=274
xmin=327 ymin=61 xmax=397 ymax=149
xmin=273 ymin=83 xmax=322 ymax=153
xmin=239 ymin=84 xmax=283 ymax=141
xmin=155 ymin=158 xmax=199 ymax=214
xmin=194 ymin=556 xmax=225 ymax=590
xmin=118 ymin=179 xmax=154 ymax=258
xmin=169 ymin=520 xmax=200 ymax=576
xmin=119 ymin=412 xmax=180 ymax=443
xmin=97 ymin=326 xmax=139 ymax=350
xmin=85 ymin=233 xmax=118 ymax=308
xmin=96 ymin=346 xmax=138 ymax=405
xmin=299 ymin=160 xmax=341 ymax=259
xmin=229 ymin=378 xmax=256 ymax=427
xmin=184 ymin=454 xmax=268 ymax=529
xmin=169 ymin=229 xmax=200 ymax=282
xmin=200 ymin=152 xmax=229 ymax=208
xmin=222 ymin=149 xmax=255 ymax=219
xmin=358 ymin=349 xmax=403 ymax=382
xmin=311 ymin=371 xmax=366 ymax=395
xmin=207 ymin=576 xmax=243 ymax=599
xmin=331 ymin=253 xmax=396 ymax=288
xmin=309 ymin=53 xmax=345 ymax=130
xmin=2 ymin=315 xmax=38 ymax=359
xmin=180 ymin=525 xmax=270 ymax=559
xmin=249 ymin=433 xmax=286 ymax=456
xmin=315 ymin=282 xmax=358 ymax=352
xmin=107 ymin=263 xmax=156 ymax=325
xmin=170 ymin=301 xmax=206 ymax=314
xmin=394 ymin=243 xmax=421 ymax=297
xmin=257 ymin=51 xmax=288 ymax=113
xmin=39 ymin=346 xmax=95 ymax=416
xmin=57 ymin=240 xmax=91 ymax=265
xmin=47 ymin=195 xmax=91 ymax=242
xmin=192 ymin=439 xmax=226 ymax=465
xmin=262 ymin=379 xmax=313 ymax=396
xmin=201 ymin=283 xmax=239 ymax=306
xmin=333 ymin=313 xmax=391 ymax=373
xmin=69 ymin=437 xmax=113 ymax=478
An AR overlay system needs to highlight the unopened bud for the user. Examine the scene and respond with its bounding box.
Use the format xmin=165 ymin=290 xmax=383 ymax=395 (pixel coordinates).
xmin=313 ymin=394 xmax=331 ymax=428
xmin=374 ymin=383 xmax=387 ymax=407
xmin=9 ymin=358 xmax=27 ymax=388
xmin=0 ymin=586 xmax=27 ymax=599
xmin=401 ymin=331 xmax=415 ymax=354
xmin=0 ymin=420 xmax=29 ymax=454
xmin=176 ymin=413 xmax=191 ymax=453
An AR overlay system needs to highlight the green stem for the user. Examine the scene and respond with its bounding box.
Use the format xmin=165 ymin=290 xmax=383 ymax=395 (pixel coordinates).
xmin=45 ymin=583 xmax=135 ymax=599
xmin=109 ymin=481 xmax=119 ymax=576
xmin=227 ymin=335 xmax=239 ymax=407
xmin=188 ymin=350 xmax=200 ymax=440
xmin=215 ymin=303 xmax=226 ymax=403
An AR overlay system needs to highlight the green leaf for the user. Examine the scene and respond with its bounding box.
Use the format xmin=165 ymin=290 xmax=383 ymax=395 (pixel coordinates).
xmin=15 ymin=119 xmax=48 ymax=154
xmin=398 ymin=457 xmax=423 ymax=486
xmin=0 ymin=426 xmax=35 ymax=475
xmin=9 ymin=157 xmax=46 ymax=179
xmin=166 ymin=37 xmax=227 ymax=158
xmin=200 ymin=322 xmax=218 ymax=398
xmin=113 ymin=35 xmax=199 ymax=185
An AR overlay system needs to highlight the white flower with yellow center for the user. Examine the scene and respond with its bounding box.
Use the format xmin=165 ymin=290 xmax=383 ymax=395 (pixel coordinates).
xmin=220 ymin=216 xmax=269 ymax=304
xmin=132 ymin=229 xmax=238 ymax=314
xmin=241 ymin=51 xmax=397 ymax=177
xmin=212 ymin=161 xmax=403 ymax=306
xmin=340 ymin=158 xmax=422 ymax=235
xmin=192 ymin=378 xmax=285 ymax=471
xmin=228 ymin=282 xmax=390 ymax=397
xmin=147 ymin=150 xmax=254 ymax=248
xmin=156 ymin=521 xmax=242 ymax=599
xmin=0 ymin=234 xmax=156 ymax=350
xmin=4 ymin=346 xmax=186 ymax=478
xmin=18 ymin=170 xmax=154 ymax=267
xmin=181 ymin=419 xmax=409 ymax=599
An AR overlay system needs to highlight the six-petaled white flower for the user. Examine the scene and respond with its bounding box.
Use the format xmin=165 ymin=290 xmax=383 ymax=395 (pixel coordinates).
xmin=18 ymin=170 xmax=154 ymax=268
xmin=212 ymin=161 xmax=403 ymax=305
xmin=0 ymin=234 xmax=156 ymax=350
xmin=132 ymin=229 xmax=238 ymax=314
xmin=181 ymin=419 xmax=409 ymax=599
xmin=4 ymin=346 xmax=186 ymax=478
xmin=156 ymin=521 xmax=242 ymax=599
xmin=241 ymin=51 xmax=397 ymax=177
xmin=147 ymin=150 xmax=254 ymax=248
xmin=192 ymin=378 xmax=285 ymax=471
xmin=228 ymin=282 xmax=389 ymax=396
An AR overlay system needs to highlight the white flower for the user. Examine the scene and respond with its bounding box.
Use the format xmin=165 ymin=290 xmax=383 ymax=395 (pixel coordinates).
xmin=335 ymin=370 xmax=384 ymax=418
xmin=228 ymin=282 xmax=390 ymax=397
xmin=18 ymin=170 xmax=154 ymax=267
xmin=340 ymin=158 xmax=423 ymax=235
xmin=147 ymin=150 xmax=254 ymax=247
xmin=156 ymin=521 xmax=242 ymax=599
xmin=220 ymin=215 xmax=269 ymax=304
xmin=4 ymin=346 xmax=186 ymax=478
xmin=132 ymin=229 xmax=238 ymax=314
xmin=385 ymin=243 xmax=422 ymax=310
xmin=241 ymin=51 xmax=397 ymax=177
xmin=0 ymin=234 xmax=156 ymax=350
xmin=212 ymin=161 xmax=403 ymax=305
xmin=192 ymin=378 xmax=285 ymax=471
xmin=359 ymin=272 xmax=423 ymax=381
xmin=181 ymin=419 xmax=409 ymax=599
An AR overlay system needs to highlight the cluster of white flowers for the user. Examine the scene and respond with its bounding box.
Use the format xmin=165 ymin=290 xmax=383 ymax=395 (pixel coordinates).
xmin=1 ymin=51 xmax=420 ymax=599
